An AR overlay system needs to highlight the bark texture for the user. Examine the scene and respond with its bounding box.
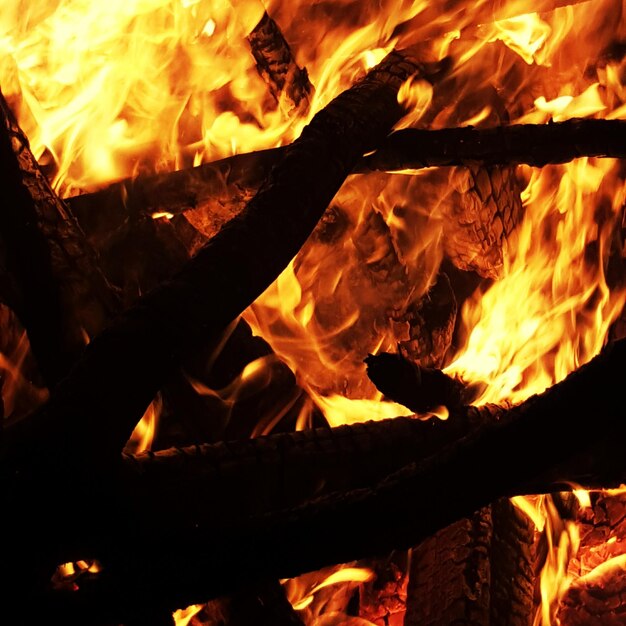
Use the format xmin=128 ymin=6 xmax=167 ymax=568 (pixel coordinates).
xmin=3 ymin=46 xmax=427 ymax=470
xmin=66 ymin=119 xmax=626 ymax=241
xmin=248 ymin=12 xmax=313 ymax=116
xmin=0 ymin=91 xmax=119 ymax=385
xmin=442 ymin=164 xmax=524 ymax=278
xmin=406 ymin=507 xmax=493 ymax=626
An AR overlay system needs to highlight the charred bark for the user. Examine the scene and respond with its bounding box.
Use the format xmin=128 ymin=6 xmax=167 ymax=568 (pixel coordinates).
xmin=0 ymin=91 xmax=119 ymax=385
xmin=17 ymin=338 xmax=626 ymax=626
xmin=489 ymin=498 xmax=535 ymax=626
xmin=248 ymin=12 xmax=313 ymax=116
xmin=2 ymin=46 xmax=427 ymax=470
xmin=66 ymin=119 xmax=626 ymax=241
xmin=365 ymin=351 xmax=470 ymax=412
xmin=441 ymin=163 xmax=524 ymax=278
xmin=391 ymin=271 xmax=458 ymax=369
xmin=405 ymin=507 xmax=493 ymax=626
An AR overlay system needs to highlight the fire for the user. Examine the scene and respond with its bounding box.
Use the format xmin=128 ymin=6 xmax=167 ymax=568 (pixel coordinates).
xmin=4 ymin=0 xmax=626 ymax=623
xmin=126 ymin=393 xmax=162 ymax=453
xmin=445 ymin=157 xmax=626 ymax=406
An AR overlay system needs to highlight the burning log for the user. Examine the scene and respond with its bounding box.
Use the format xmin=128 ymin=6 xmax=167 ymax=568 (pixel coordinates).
xmin=66 ymin=119 xmax=626 ymax=242
xmin=362 ymin=119 xmax=626 ymax=171
xmin=0 ymin=92 xmax=119 ymax=385
xmin=3 ymin=46 xmax=428 ymax=468
xmin=489 ymin=498 xmax=536 ymax=625
xmin=358 ymin=552 xmax=408 ymax=625
xmin=440 ymin=163 xmax=524 ymax=278
xmin=248 ymin=11 xmax=313 ymax=116
xmin=365 ymin=351 xmax=469 ymax=412
xmin=22 ymin=338 xmax=626 ymax=626
xmin=0 ymin=48 xmax=430 ymax=626
xmin=405 ymin=506 xmax=493 ymax=625
xmin=391 ymin=271 xmax=458 ymax=368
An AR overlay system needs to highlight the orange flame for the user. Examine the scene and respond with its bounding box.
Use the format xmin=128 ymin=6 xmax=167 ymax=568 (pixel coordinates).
xmin=4 ymin=0 xmax=626 ymax=623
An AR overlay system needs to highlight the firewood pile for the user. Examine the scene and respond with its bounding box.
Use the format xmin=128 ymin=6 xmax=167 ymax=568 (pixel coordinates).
xmin=3 ymin=1 xmax=626 ymax=625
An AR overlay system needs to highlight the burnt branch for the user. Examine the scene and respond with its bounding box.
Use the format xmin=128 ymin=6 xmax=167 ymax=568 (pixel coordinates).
xmin=248 ymin=12 xmax=313 ymax=116
xmin=0 ymin=92 xmax=119 ymax=386
xmin=0 ymin=53 xmax=429 ymax=624
xmin=19 ymin=338 xmax=626 ymax=626
xmin=67 ymin=119 xmax=626 ymax=241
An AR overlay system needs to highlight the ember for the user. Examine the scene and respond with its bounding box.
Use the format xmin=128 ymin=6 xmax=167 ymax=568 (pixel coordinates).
xmin=2 ymin=1 xmax=626 ymax=625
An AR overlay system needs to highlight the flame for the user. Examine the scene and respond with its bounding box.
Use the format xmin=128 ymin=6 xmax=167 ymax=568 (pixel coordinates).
xmin=4 ymin=0 xmax=626 ymax=623
xmin=284 ymin=565 xmax=375 ymax=624
xmin=445 ymin=157 xmax=626 ymax=406
xmin=173 ymin=604 xmax=203 ymax=626
xmin=126 ymin=393 xmax=162 ymax=454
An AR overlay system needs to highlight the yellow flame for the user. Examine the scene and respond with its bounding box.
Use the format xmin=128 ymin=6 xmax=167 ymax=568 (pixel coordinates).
xmin=173 ymin=604 xmax=203 ymax=626
xmin=445 ymin=158 xmax=626 ymax=406
xmin=126 ymin=394 xmax=162 ymax=454
xmin=5 ymin=0 xmax=626 ymax=623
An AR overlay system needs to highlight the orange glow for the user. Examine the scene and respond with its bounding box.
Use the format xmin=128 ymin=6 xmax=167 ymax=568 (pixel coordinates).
xmin=173 ymin=604 xmax=203 ymax=626
xmin=284 ymin=565 xmax=375 ymax=623
xmin=4 ymin=0 xmax=626 ymax=623
xmin=126 ymin=393 xmax=162 ymax=454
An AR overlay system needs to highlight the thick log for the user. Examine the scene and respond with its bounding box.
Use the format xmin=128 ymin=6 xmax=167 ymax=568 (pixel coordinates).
xmin=0 ymin=340 xmax=621 ymax=625
xmin=2 ymin=46 xmax=427 ymax=469
xmin=66 ymin=119 xmax=626 ymax=241
xmin=0 ymin=92 xmax=119 ymax=385
xmin=248 ymin=12 xmax=313 ymax=116
xmin=19 ymin=338 xmax=626 ymax=626
xmin=405 ymin=507 xmax=493 ymax=626
xmin=365 ymin=351 xmax=471 ymax=412
xmin=489 ymin=498 xmax=535 ymax=626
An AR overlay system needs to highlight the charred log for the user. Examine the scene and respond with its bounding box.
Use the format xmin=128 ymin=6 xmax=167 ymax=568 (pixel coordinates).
xmin=248 ymin=12 xmax=313 ymax=116
xmin=405 ymin=507 xmax=493 ymax=626
xmin=440 ymin=163 xmax=524 ymax=278
xmin=361 ymin=119 xmax=626 ymax=171
xmin=66 ymin=119 xmax=626 ymax=241
xmin=2 ymin=46 xmax=428 ymax=471
xmin=0 ymin=91 xmax=119 ymax=385
xmin=17 ymin=338 xmax=626 ymax=626
xmin=391 ymin=271 xmax=458 ymax=368
xmin=365 ymin=351 xmax=471 ymax=412
xmin=489 ymin=498 xmax=535 ymax=626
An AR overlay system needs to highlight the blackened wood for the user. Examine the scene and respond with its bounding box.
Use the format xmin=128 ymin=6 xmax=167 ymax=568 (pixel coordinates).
xmin=362 ymin=119 xmax=626 ymax=171
xmin=405 ymin=507 xmax=493 ymax=626
xmin=15 ymin=339 xmax=626 ymax=626
xmin=365 ymin=352 xmax=470 ymax=412
xmin=489 ymin=498 xmax=535 ymax=626
xmin=393 ymin=271 xmax=457 ymax=368
xmin=0 ymin=92 xmax=119 ymax=385
xmin=248 ymin=12 xmax=313 ymax=116
xmin=3 ymin=47 xmax=426 ymax=468
xmin=66 ymin=119 xmax=626 ymax=241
